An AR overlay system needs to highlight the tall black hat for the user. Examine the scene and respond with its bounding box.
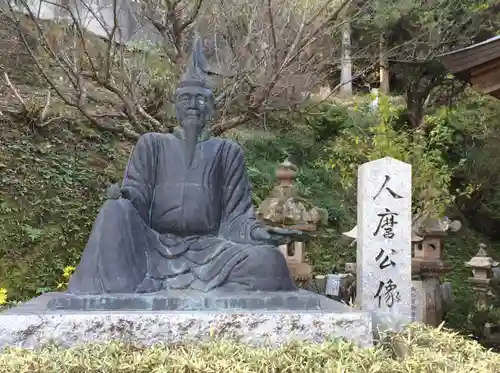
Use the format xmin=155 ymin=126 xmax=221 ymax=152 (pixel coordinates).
xmin=176 ymin=33 xmax=213 ymax=94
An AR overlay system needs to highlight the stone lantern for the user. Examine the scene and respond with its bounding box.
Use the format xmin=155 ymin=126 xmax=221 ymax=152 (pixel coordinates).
xmin=465 ymin=243 xmax=499 ymax=309
xmin=412 ymin=216 xmax=461 ymax=263
xmin=411 ymin=216 xmax=460 ymax=326
xmin=257 ymin=159 xmax=327 ymax=283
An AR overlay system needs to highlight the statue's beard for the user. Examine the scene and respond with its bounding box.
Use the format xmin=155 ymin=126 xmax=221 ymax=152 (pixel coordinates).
xmin=182 ymin=117 xmax=204 ymax=168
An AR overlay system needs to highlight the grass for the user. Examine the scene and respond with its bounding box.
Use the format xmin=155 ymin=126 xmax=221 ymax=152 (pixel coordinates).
xmin=0 ymin=324 xmax=499 ymax=372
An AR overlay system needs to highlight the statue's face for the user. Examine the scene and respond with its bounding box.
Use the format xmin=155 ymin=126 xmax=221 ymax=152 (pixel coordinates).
xmin=175 ymin=87 xmax=214 ymax=132
xmin=175 ymin=87 xmax=214 ymax=167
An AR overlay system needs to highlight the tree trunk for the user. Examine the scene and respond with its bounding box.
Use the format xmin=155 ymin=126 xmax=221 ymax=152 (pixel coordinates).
xmin=406 ymin=89 xmax=425 ymax=129
xmin=379 ymin=33 xmax=390 ymax=94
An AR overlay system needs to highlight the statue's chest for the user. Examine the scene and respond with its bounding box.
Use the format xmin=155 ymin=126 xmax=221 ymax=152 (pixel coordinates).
xmin=157 ymin=141 xmax=223 ymax=186
xmin=152 ymin=155 xmax=223 ymax=221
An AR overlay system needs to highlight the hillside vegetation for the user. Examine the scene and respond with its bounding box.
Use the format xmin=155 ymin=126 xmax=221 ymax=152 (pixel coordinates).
xmin=3 ymin=91 xmax=500 ymax=338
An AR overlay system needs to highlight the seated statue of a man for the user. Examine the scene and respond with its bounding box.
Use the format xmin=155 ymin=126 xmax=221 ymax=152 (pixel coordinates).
xmin=67 ymin=36 xmax=304 ymax=294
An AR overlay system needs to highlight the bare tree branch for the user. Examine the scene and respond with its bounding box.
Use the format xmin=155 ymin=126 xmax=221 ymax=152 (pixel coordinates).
xmin=4 ymin=72 xmax=27 ymax=112
xmin=4 ymin=0 xmax=364 ymax=137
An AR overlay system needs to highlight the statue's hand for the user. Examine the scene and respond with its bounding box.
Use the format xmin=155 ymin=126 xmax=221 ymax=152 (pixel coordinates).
xmin=251 ymin=226 xmax=311 ymax=246
xmin=106 ymin=184 xmax=132 ymax=200
xmin=106 ymin=184 xmax=121 ymax=199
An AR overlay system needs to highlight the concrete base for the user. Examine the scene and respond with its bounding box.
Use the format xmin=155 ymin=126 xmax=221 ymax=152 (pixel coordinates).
xmin=0 ymin=291 xmax=373 ymax=349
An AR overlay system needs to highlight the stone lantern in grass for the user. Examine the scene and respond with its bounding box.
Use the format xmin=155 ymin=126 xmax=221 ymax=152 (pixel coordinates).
xmin=257 ymin=159 xmax=327 ymax=285
xmin=465 ymin=243 xmax=499 ymax=310
xmin=411 ymin=216 xmax=461 ymax=326
xmin=464 ymin=243 xmax=500 ymax=345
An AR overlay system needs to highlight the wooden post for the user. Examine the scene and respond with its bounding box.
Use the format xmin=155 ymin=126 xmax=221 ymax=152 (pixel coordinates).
xmin=379 ymin=33 xmax=390 ymax=94
xmin=340 ymin=6 xmax=353 ymax=96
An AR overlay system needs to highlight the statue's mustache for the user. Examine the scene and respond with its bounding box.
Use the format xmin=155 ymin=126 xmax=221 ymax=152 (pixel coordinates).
xmin=185 ymin=108 xmax=200 ymax=116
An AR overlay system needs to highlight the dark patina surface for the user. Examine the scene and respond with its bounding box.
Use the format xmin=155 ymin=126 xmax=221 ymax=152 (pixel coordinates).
xmin=2 ymin=290 xmax=356 ymax=314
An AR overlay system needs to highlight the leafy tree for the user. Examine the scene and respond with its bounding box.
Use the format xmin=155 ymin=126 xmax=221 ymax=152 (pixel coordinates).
xmin=327 ymin=93 xmax=472 ymax=217
xmin=351 ymin=0 xmax=500 ymax=127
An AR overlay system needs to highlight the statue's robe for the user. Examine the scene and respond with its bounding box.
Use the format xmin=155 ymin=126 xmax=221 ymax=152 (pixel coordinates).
xmin=68 ymin=129 xmax=296 ymax=294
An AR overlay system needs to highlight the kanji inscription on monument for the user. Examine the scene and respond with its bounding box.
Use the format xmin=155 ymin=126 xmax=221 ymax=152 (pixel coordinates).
xmin=356 ymin=157 xmax=412 ymax=325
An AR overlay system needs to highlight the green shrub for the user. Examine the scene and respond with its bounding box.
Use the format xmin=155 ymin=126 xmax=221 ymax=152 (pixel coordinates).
xmin=0 ymin=324 xmax=498 ymax=373
xmin=306 ymin=103 xmax=349 ymax=142
xmin=425 ymin=91 xmax=500 ymax=238
xmin=420 ymin=91 xmax=500 ymax=334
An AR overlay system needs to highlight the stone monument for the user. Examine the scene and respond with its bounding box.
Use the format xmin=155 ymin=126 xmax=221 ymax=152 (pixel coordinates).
xmin=356 ymin=157 xmax=412 ymax=330
xmin=0 ymin=34 xmax=372 ymax=350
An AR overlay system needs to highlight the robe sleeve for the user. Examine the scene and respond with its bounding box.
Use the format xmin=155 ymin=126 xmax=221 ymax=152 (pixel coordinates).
xmin=219 ymin=141 xmax=263 ymax=244
xmin=121 ymin=133 xmax=158 ymax=225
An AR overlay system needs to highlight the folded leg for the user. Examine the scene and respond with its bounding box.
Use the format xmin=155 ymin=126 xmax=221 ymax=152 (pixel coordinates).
xmin=68 ymin=199 xmax=150 ymax=294
xmin=220 ymin=245 xmax=297 ymax=291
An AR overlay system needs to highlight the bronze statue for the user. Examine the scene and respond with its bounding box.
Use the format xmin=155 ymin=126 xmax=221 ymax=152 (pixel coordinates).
xmin=68 ymin=35 xmax=307 ymax=294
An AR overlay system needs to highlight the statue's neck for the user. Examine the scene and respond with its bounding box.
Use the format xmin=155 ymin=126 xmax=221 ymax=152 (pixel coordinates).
xmin=173 ymin=126 xmax=211 ymax=142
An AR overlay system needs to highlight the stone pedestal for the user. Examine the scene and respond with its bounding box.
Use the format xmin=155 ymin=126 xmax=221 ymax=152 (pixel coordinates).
xmin=412 ymin=259 xmax=452 ymax=326
xmin=0 ymin=290 xmax=373 ymax=349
